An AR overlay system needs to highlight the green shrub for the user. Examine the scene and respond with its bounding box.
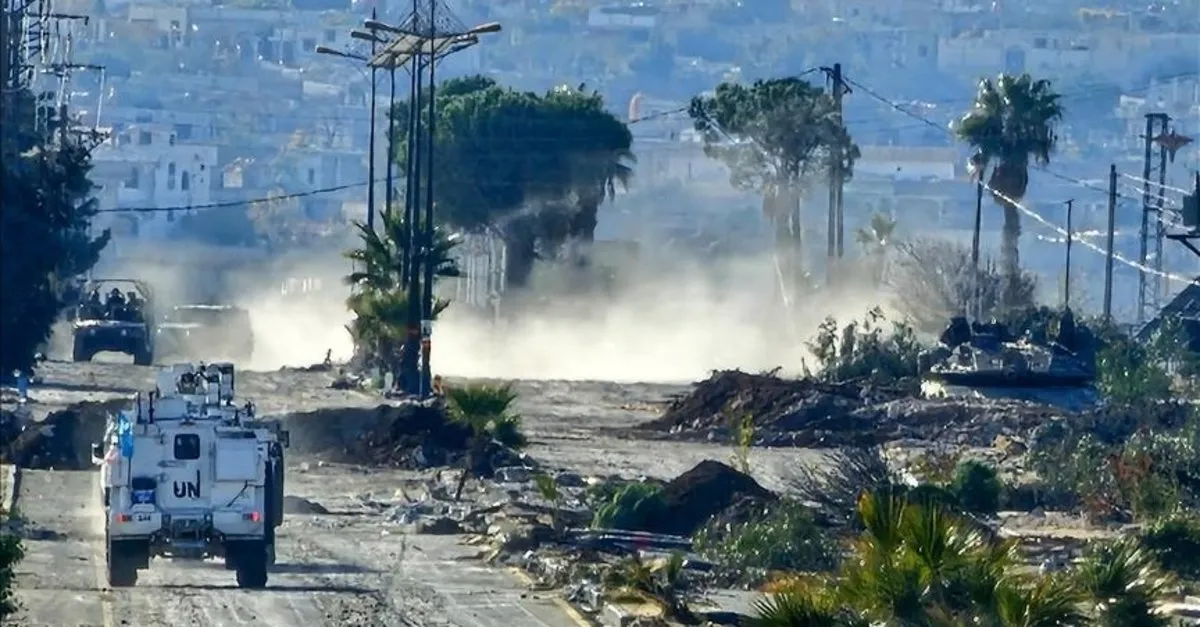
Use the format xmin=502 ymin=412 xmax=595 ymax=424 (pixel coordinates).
xmin=1139 ymin=514 xmax=1200 ymax=579
xmin=0 ymin=525 xmax=25 ymax=619
xmin=905 ymin=483 xmax=960 ymax=511
xmin=805 ymin=307 xmax=923 ymax=388
xmin=694 ymin=499 xmax=837 ymax=583
xmin=592 ymin=482 xmax=667 ymax=531
xmin=951 ymin=460 xmax=1002 ymax=515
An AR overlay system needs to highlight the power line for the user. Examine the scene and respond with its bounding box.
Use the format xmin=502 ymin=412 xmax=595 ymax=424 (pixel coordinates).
xmin=95 ymin=180 xmax=376 ymax=213
xmin=843 ymin=72 xmax=1199 ymax=286
xmin=95 ymin=103 xmax=688 ymax=214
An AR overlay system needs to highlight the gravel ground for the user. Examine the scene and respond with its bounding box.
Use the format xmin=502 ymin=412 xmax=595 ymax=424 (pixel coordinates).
xmin=2 ymin=358 xmax=826 ymax=626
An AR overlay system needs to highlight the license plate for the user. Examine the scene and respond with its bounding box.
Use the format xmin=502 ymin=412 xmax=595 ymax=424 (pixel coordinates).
xmin=134 ymin=513 xmax=152 ymax=522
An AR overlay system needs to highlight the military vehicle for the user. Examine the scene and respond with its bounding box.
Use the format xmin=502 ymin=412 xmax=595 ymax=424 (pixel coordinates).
xmin=93 ymin=362 xmax=287 ymax=588
xmin=919 ymin=311 xmax=1099 ymax=410
xmin=71 ymin=279 xmax=155 ymax=365
xmin=156 ymin=304 xmax=254 ymax=362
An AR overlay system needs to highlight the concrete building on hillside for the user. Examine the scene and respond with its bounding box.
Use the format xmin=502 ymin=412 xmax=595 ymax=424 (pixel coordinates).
xmin=91 ymin=125 xmax=219 ymax=238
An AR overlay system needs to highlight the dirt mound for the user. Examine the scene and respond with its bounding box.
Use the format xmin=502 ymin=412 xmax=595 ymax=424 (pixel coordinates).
xmin=2 ymin=399 xmax=129 ymax=470
xmin=638 ymin=370 xmax=887 ymax=442
xmin=646 ymin=460 xmax=776 ymax=536
xmin=634 ymin=370 xmax=1065 ymax=448
xmin=282 ymin=401 xmax=471 ymax=468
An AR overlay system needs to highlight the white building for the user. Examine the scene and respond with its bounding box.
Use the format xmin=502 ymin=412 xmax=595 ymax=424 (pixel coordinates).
xmin=91 ymin=124 xmax=219 ymax=238
xmin=937 ymin=28 xmax=1143 ymax=83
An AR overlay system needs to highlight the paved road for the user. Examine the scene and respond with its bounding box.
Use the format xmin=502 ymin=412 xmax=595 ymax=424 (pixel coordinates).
xmin=7 ymin=468 xmax=589 ymax=627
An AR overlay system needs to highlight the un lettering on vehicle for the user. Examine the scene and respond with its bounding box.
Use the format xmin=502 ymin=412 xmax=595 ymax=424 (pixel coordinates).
xmin=172 ymin=469 xmax=202 ymax=499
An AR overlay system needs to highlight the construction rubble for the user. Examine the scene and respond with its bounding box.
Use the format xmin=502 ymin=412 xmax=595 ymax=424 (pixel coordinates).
xmin=633 ymin=369 xmax=1066 ymax=448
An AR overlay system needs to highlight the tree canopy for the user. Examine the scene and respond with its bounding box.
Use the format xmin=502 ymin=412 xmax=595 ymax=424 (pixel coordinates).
xmin=688 ymin=76 xmax=857 ymax=292
xmin=0 ymin=88 xmax=109 ymax=373
xmin=390 ymin=75 xmax=634 ymax=287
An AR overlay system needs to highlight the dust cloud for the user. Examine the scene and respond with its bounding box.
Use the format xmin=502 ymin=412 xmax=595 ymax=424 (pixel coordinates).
xmin=81 ymin=239 xmax=895 ymax=382
xmin=433 ymin=252 xmax=891 ymax=383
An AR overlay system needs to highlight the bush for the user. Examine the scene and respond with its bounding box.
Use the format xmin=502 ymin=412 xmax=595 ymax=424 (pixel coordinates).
xmin=951 ymin=460 xmax=1002 ymax=515
xmin=592 ymin=482 xmax=667 ymax=531
xmin=0 ymin=518 xmax=25 ymax=619
xmin=804 ymin=307 xmax=923 ymax=389
xmin=694 ymin=499 xmax=838 ymax=583
xmin=1139 ymin=514 xmax=1200 ymax=579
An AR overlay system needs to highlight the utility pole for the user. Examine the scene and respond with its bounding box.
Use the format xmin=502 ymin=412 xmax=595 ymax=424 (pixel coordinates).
xmin=822 ymin=63 xmax=849 ymax=285
xmin=1138 ymin=112 xmax=1170 ymax=325
xmin=1063 ymin=199 xmax=1074 ymax=310
xmin=419 ymin=0 xmax=438 ymax=397
xmin=1104 ymin=164 xmax=1117 ymax=322
xmin=365 ymin=7 xmax=378 ymax=235
xmin=970 ymin=179 xmax=983 ymax=319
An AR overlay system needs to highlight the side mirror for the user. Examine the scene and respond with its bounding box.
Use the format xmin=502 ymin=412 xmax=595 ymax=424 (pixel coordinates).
xmin=91 ymin=442 xmax=104 ymax=460
xmin=279 ymin=430 xmax=290 ymax=448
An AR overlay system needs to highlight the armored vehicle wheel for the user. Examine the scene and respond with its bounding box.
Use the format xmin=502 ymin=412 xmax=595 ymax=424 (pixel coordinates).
xmin=106 ymin=541 xmax=139 ymax=588
xmin=72 ymin=338 xmax=93 ymax=363
xmin=234 ymin=541 xmax=269 ymax=589
xmin=133 ymin=347 xmax=153 ymax=366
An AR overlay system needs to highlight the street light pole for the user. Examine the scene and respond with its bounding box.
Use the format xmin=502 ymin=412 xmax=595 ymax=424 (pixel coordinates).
xmin=363 ymin=17 xmax=501 ymax=397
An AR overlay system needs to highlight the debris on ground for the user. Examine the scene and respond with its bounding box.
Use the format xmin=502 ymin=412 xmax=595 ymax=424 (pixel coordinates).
xmin=2 ymin=398 xmax=129 ymax=469
xmin=282 ymin=495 xmax=330 ymax=515
xmin=284 ymin=400 xmax=471 ymax=469
xmin=631 ymin=369 xmax=1066 ymax=447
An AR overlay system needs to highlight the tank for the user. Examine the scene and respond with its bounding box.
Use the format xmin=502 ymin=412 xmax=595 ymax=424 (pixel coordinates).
xmin=918 ymin=311 xmax=1099 ymax=411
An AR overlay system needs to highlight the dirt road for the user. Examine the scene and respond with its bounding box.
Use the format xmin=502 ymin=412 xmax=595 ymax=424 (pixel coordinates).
xmin=3 ymin=359 xmax=822 ymax=626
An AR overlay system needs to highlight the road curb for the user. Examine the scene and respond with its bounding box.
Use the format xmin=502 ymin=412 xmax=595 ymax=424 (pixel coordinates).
xmin=510 ymin=563 xmax=660 ymax=627
xmin=2 ymin=463 xmax=19 ymax=516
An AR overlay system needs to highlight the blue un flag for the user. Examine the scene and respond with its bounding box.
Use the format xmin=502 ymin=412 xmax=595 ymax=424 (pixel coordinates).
xmin=117 ymin=411 xmax=135 ymax=458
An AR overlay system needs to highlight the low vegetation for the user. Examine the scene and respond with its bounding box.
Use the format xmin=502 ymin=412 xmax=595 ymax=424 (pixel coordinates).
xmin=0 ymin=509 xmax=24 ymax=620
xmin=803 ymin=307 xmax=922 ymax=390
xmin=590 ymin=481 xmax=667 ymax=531
xmin=748 ymin=492 xmax=1173 ymax=626
xmin=444 ymin=382 xmax=526 ymax=501
xmin=694 ymin=499 xmax=838 ymax=585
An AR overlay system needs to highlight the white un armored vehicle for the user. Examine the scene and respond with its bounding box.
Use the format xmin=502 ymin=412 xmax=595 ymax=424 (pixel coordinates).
xmin=93 ymin=362 xmax=288 ymax=588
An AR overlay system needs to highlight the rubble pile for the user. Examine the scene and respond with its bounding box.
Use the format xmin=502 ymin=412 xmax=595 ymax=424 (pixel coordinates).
xmin=1 ymin=398 xmax=127 ymax=470
xmin=634 ymin=370 xmax=1068 ymax=448
xmin=283 ymin=401 xmax=472 ymax=468
xmin=641 ymin=370 xmax=878 ymax=434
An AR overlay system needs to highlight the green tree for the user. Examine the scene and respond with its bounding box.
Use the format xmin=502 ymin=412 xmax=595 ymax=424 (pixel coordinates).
xmin=343 ymin=208 xmax=460 ymax=378
xmin=0 ymin=87 xmax=110 ymax=374
xmin=955 ymin=74 xmax=1064 ymax=314
xmin=688 ymin=77 xmax=857 ymax=293
xmin=391 ymin=76 xmax=633 ymax=288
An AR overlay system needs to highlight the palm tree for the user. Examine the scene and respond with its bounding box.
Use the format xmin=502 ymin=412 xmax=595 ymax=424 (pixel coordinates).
xmin=854 ymin=212 xmax=897 ymax=286
xmin=755 ymin=492 xmax=1091 ymax=626
xmin=1074 ymin=537 xmax=1175 ymax=627
xmin=343 ymin=208 xmax=460 ymax=378
xmin=445 ymin=382 xmax=525 ymax=501
xmin=343 ymin=208 xmax=461 ymax=293
xmin=955 ymin=73 xmax=1064 ymax=313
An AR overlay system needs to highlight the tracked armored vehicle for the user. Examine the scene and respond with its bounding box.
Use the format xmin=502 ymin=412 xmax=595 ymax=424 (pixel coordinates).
xmin=93 ymin=362 xmax=288 ymax=588
xmin=919 ymin=311 xmax=1099 ymax=410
